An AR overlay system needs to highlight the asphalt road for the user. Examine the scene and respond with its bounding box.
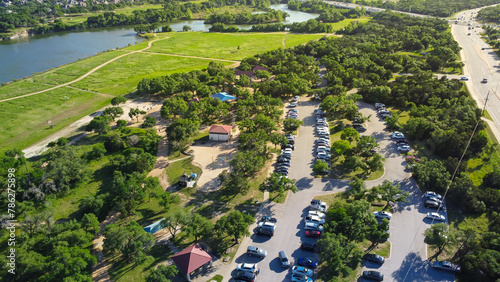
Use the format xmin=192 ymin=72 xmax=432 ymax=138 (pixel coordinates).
xmin=228 ymin=99 xmax=453 ymax=281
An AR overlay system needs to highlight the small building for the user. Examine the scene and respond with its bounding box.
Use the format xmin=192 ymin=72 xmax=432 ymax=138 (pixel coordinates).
xmin=211 ymin=92 xmax=236 ymax=102
xmin=234 ymin=69 xmax=255 ymax=77
xmin=208 ymin=125 xmax=232 ymax=142
xmin=143 ymin=218 xmax=165 ymax=234
xmin=171 ymin=244 xmax=212 ymax=281
xmin=253 ymin=65 xmax=269 ymax=72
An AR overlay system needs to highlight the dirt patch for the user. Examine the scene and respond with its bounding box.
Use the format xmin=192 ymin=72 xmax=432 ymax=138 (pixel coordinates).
xmin=92 ymin=211 xmax=120 ymax=282
xmin=190 ymin=131 xmax=239 ymax=192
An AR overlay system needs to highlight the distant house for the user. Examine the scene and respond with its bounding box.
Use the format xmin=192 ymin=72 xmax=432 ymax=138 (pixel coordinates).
xmin=211 ymin=92 xmax=236 ymax=102
xmin=171 ymin=244 xmax=212 ymax=281
xmin=209 ymin=125 xmax=232 ymax=142
xmin=253 ymin=65 xmax=269 ymax=72
xmin=234 ymin=69 xmax=255 ymax=78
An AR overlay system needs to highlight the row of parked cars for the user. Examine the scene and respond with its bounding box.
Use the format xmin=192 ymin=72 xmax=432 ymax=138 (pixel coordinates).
xmin=275 ymin=133 xmax=296 ymax=176
xmin=423 ymin=191 xmax=446 ymax=222
xmin=375 ymin=103 xmax=392 ymax=119
xmin=314 ymin=109 xmax=331 ymax=165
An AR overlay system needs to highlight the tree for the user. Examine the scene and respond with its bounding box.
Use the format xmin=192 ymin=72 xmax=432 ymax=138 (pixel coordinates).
xmin=117 ymin=119 xmax=127 ymax=129
xmin=129 ymin=108 xmax=147 ymax=123
xmin=313 ymin=159 xmax=329 ymax=174
xmin=366 ymin=153 xmax=383 ymax=174
xmin=162 ymin=25 xmax=173 ymax=32
xmin=331 ymin=140 xmax=351 ymax=156
xmin=283 ymin=118 xmax=304 ymax=132
xmin=103 ymin=107 xmax=124 ymax=121
xmin=161 ymin=97 xmax=188 ymax=119
xmin=269 ymin=132 xmax=288 ymax=148
xmin=425 ymin=223 xmax=457 ymax=259
xmin=317 ymin=232 xmax=363 ymax=277
xmin=142 ymin=116 xmax=157 ymax=128
xmin=161 ymin=210 xmax=189 ymax=238
xmin=146 ymin=265 xmax=178 ymax=282
xmin=215 ymin=210 xmax=254 ymax=243
xmin=103 ymin=221 xmax=155 ymax=264
xmin=340 ymin=127 xmax=359 ymax=144
xmin=111 ymin=96 xmax=127 ymax=106
xmin=230 ymin=152 xmax=265 ymax=177
xmin=255 ymin=70 xmax=271 ymax=81
xmin=347 ymin=176 xmax=366 ymax=199
xmin=79 ymin=194 xmax=105 ymax=216
xmin=367 ymin=180 xmax=409 ymax=208
xmin=182 ymin=25 xmax=192 ymax=31
xmin=238 ymin=74 xmax=251 ymax=87
xmin=159 ymin=192 xmax=180 ymax=213
xmin=260 ymin=173 xmax=298 ymax=198
xmin=85 ymin=116 xmax=112 ymax=135
xmin=81 ymin=213 xmax=100 ymax=235
xmin=185 ymin=213 xmax=214 ymax=241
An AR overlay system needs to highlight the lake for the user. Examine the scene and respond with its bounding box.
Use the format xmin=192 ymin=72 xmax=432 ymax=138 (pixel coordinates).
xmin=0 ymin=4 xmax=318 ymax=83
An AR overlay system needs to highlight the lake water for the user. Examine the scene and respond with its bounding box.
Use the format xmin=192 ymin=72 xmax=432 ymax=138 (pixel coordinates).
xmin=0 ymin=4 xmax=318 ymax=83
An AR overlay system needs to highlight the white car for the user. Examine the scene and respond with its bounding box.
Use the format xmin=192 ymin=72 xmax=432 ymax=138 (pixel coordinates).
xmin=304 ymin=221 xmax=324 ymax=231
xmin=428 ymin=196 xmax=443 ymax=204
xmin=392 ymin=131 xmax=405 ymax=139
xmin=309 ymin=204 xmax=326 ymax=212
xmin=397 ymin=145 xmax=411 ymax=152
xmin=426 ymin=212 xmax=446 ymax=222
xmin=460 ymin=76 xmax=468 ymax=81
xmin=258 ymin=221 xmax=276 ymax=229
xmin=317 ymin=146 xmax=331 ymax=151
xmin=236 ymin=263 xmax=260 ymax=274
xmin=281 ymin=148 xmax=293 ymax=154
xmin=424 ymin=191 xmax=442 ymax=199
xmin=308 ymin=211 xmax=325 ymax=219
xmin=375 ymin=103 xmax=385 ymax=109
xmin=305 ymin=215 xmax=325 ymax=224
xmin=288 ymin=102 xmax=298 ymax=107
xmin=373 ymin=211 xmax=392 ymax=219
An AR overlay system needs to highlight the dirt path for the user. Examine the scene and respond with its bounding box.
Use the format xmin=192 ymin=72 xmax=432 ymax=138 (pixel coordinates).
xmin=0 ymin=38 xmax=164 ymax=103
xmin=92 ymin=212 xmax=121 ymax=282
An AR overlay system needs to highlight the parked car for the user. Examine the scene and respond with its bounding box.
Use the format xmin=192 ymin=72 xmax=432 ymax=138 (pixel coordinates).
xmin=426 ymin=212 xmax=446 ymax=222
xmin=361 ymin=270 xmax=384 ymax=281
xmin=310 ymin=203 xmax=327 ymax=212
xmin=396 ymin=140 xmax=409 ymax=146
xmin=277 ymin=156 xmax=291 ymax=162
xmin=308 ymin=211 xmax=326 ymax=218
xmin=259 ymin=216 xmax=277 ymax=223
xmin=373 ymin=211 xmax=392 ymax=220
xmin=236 ymin=263 xmax=260 ymax=274
xmin=288 ymin=102 xmax=298 ymax=108
xmin=292 ymin=96 xmax=299 ymax=102
xmin=292 ymin=265 xmax=313 ymax=277
xmin=363 ymin=253 xmax=385 ymax=264
xmin=278 ymin=251 xmax=290 ymax=268
xmin=375 ymin=103 xmax=385 ymax=109
xmin=305 ymin=230 xmax=322 ymax=238
xmin=256 ymin=227 xmax=274 ymax=236
xmin=285 ymin=133 xmax=295 ymax=139
xmin=258 ymin=221 xmax=276 ymax=229
xmin=482 ymin=78 xmax=488 ymax=83
xmin=316 ymin=142 xmax=329 ymax=147
xmin=297 ymin=257 xmax=318 ymax=269
xmin=281 ymin=144 xmax=295 ymax=150
xmin=300 ymin=241 xmax=318 ymax=252
xmin=405 ymin=156 xmax=420 ymax=162
xmin=247 ymin=246 xmax=267 ymax=258
xmin=460 ymin=76 xmax=468 ymax=81
xmin=424 ymin=200 xmax=441 ymax=209
xmin=311 ymin=199 xmax=326 ymax=206
xmin=234 ymin=270 xmax=256 ymax=282
xmin=287 ymin=138 xmax=295 ymax=145
xmin=392 ymin=131 xmax=405 ymax=139
xmin=424 ymin=191 xmax=442 ymax=199
xmin=305 ymin=222 xmax=324 ymax=231
xmin=432 ymin=260 xmax=461 ymax=273
xmin=353 ymin=124 xmax=367 ymax=132
xmin=427 ymin=196 xmax=443 ymax=204
xmin=397 ymin=145 xmax=411 ymax=152
xmin=291 ymin=273 xmax=312 ymax=282
xmin=305 ymin=215 xmax=325 ymax=225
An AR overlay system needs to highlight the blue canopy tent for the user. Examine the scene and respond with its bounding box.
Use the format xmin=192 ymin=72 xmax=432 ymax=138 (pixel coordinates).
xmin=211 ymin=92 xmax=236 ymax=102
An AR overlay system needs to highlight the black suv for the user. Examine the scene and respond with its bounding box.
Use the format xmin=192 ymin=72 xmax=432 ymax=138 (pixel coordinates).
xmin=256 ymin=227 xmax=274 ymax=237
xmin=300 ymin=241 xmax=318 ymax=252
xmin=234 ymin=270 xmax=256 ymax=282
xmin=424 ymin=200 xmax=440 ymax=209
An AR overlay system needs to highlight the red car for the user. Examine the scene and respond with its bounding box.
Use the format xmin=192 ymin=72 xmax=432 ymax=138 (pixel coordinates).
xmin=405 ymin=156 xmax=421 ymax=162
xmin=305 ymin=230 xmax=322 ymax=238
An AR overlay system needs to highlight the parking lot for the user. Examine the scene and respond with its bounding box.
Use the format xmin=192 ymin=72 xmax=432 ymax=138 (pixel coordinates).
xmin=227 ymin=99 xmax=454 ymax=282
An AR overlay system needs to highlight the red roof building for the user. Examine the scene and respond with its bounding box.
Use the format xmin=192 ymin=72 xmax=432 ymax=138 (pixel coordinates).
xmin=171 ymin=244 xmax=212 ymax=281
xmin=208 ymin=125 xmax=233 ymax=142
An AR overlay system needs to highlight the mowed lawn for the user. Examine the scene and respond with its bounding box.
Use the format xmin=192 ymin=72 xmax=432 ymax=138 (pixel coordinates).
xmin=25 ymin=50 xmax=127 ymax=86
xmin=72 ymin=53 xmax=233 ymax=95
xmin=138 ymin=32 xmax=325 ymax=60
xmin=0 ymin=80 xmax=53 ymax=100
xmin=1 ymin=87 xmax=109 ymax=151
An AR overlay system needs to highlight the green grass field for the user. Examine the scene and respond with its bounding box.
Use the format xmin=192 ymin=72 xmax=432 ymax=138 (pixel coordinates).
xmin=59 ymin=4 xmax=165 ymax=25
xmin=0 ymin=80 xmax=53 ymax=100
xmin=1 ymin=87 xmax=110 ymax=151
xmin=140 ymin=32 xmax=325 ymax=60
xmin=72 ymin=53 xmax=232 ymax=95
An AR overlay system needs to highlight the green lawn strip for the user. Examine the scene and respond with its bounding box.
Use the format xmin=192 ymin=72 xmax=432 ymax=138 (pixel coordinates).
xmin=72 ymin=53 xmax=232 ymax=95
xmin=395 ymin=109 xmax=410 ymax=125
xmin=143 ymin=32 xmax=323 ymax=60
xmin=0 ymin=80 xmax=53 ymax=100
xmin=28 ymin=50 xmax=126 ymax=86
xmin=326 ymin=16 xmax=371 ymax=30
xmin=0 ymin=87 xmax=110 ymax=152
xmin=207 ymin=275 xmax=223 ymax=282
xmin=466 ymin=128 xmax=500 ymax=186
xmin=109 ymin=244 xmax=174 ymax=282
xmin=483 ymin=109 xmax=493 ymax=121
